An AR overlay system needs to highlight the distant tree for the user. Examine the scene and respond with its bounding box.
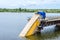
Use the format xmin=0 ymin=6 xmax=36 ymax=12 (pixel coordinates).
xmin=19 ymin=8 xmax=21 ymax=11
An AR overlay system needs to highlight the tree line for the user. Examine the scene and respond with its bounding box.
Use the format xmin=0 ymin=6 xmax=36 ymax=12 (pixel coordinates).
xmin=0 ymin=8 xmax=60 ymax=13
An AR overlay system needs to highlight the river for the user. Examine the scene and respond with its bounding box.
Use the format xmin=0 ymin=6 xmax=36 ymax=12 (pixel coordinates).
xmin=0 ymin=12 xmax=60 ymax=40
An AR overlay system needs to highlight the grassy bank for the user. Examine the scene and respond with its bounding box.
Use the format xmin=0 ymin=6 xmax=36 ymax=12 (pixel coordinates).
xmin=0 ymin=8 xmax=60 ymax=13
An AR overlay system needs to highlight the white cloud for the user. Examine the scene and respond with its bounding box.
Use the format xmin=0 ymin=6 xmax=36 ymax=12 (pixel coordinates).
xmin=20 ymin=0 xmax=59 ymax=6
xmin=0 ymin=0 xmax=60 ymax=8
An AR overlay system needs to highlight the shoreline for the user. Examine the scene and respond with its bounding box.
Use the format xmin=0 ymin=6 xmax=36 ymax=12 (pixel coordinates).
xmin=0 ymin=8 xmax=60 ymax=13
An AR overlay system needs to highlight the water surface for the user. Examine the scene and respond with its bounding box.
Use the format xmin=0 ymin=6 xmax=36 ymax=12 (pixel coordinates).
xmin=0 ymin=12 xmax=60 ymax=40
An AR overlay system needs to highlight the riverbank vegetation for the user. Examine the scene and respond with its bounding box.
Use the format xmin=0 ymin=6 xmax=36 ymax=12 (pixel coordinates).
xmin=0 ymin=8 xmax=60 ymax=13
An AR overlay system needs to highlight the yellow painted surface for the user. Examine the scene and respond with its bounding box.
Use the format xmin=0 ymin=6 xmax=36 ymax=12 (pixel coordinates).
xmin=26 ymin=19 xmax=40 ymax=36
xmin=19 ymin=14 xmax=40 ymax=37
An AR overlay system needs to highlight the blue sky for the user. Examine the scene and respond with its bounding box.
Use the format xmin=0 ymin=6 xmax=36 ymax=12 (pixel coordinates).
xmin=0 ymin=0 xmax=60 ymax=9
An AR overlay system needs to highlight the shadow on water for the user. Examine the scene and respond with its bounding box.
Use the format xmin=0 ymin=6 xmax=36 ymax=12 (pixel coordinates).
xmin=22 ymin=25 xmax=60 ymax=40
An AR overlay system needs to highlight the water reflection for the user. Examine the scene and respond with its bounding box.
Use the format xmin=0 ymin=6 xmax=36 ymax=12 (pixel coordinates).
xmin=23 ymin=13 xmax=60 ymax=40
xmin=0 ymin=13 xmax=60 ymax=40
xmin=25 ymin=25 xmax=60 ymax=40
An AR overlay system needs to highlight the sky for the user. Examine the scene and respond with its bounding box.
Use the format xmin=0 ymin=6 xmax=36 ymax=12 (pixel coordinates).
xmin=0 ymin=0 xmax=60 ymax=9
